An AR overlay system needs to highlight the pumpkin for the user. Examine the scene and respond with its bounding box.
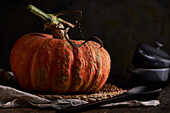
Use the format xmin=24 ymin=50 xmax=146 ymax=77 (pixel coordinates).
xmin=10 ymin=5 xmax=111 ymax=94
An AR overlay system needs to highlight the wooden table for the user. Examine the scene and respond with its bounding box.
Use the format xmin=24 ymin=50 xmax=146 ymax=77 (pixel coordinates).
xmin=0 ymin=82 xmax=170 ymax=113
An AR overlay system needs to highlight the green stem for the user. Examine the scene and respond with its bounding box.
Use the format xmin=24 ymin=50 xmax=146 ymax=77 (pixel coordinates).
xmin=27 ymin=5 xmax=53 ymax=25
xmin=27 ymin=5 xmax=75 ymax=29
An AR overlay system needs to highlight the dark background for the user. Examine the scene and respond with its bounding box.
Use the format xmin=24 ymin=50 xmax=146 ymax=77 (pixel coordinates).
xmin=1 ymin=0 xmax=170 ymax=86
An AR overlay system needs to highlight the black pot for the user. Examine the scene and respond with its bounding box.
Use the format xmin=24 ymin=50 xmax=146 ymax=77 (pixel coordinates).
xmin=127 ymin=68 xmax=169 ymax=87
xmin=132 ymin=42 xmax=170 ymax=68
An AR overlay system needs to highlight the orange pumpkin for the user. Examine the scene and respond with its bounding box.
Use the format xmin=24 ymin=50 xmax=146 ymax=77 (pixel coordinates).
xmin=10 ymin=5 xmax=111 ymax=94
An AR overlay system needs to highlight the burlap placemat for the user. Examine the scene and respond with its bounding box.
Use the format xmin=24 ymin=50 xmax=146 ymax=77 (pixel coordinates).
xmin=36 ymin=83 xmax=126 ymax=102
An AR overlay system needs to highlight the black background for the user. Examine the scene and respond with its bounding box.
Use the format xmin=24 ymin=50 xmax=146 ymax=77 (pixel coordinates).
xmin=1 ymin=0 xmax=170 ymax=86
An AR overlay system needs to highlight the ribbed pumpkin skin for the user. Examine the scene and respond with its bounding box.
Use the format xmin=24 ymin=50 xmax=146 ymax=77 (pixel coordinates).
xmin=10 ymin=33 xmax=111 ymax=94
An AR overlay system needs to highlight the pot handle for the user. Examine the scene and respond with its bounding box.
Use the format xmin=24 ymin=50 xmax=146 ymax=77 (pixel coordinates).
xmin=155 ymin=42 xmax=163 ymax=50
xmin=139 ymin=49 xmax=156 ymax=61
xmin=127 ymin=69 xmax=140 ymax=75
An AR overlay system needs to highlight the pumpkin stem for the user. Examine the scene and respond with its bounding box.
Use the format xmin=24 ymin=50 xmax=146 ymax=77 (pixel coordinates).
xmin=27 ymin=5 xmax=52 ymax=25
xmin=28 ymin=5 xmax=104 ymax=48
xmin=27 ymin=5 xmax=75 ymax=39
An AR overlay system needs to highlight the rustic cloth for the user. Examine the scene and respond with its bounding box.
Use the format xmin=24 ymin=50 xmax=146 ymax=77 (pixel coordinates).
xmin=0 ymin=69 xmax=160 ymax=110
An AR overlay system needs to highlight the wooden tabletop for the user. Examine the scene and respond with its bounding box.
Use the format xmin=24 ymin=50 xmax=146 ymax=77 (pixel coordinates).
xmin=0 ymin=82 xmax=169 ymax=113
